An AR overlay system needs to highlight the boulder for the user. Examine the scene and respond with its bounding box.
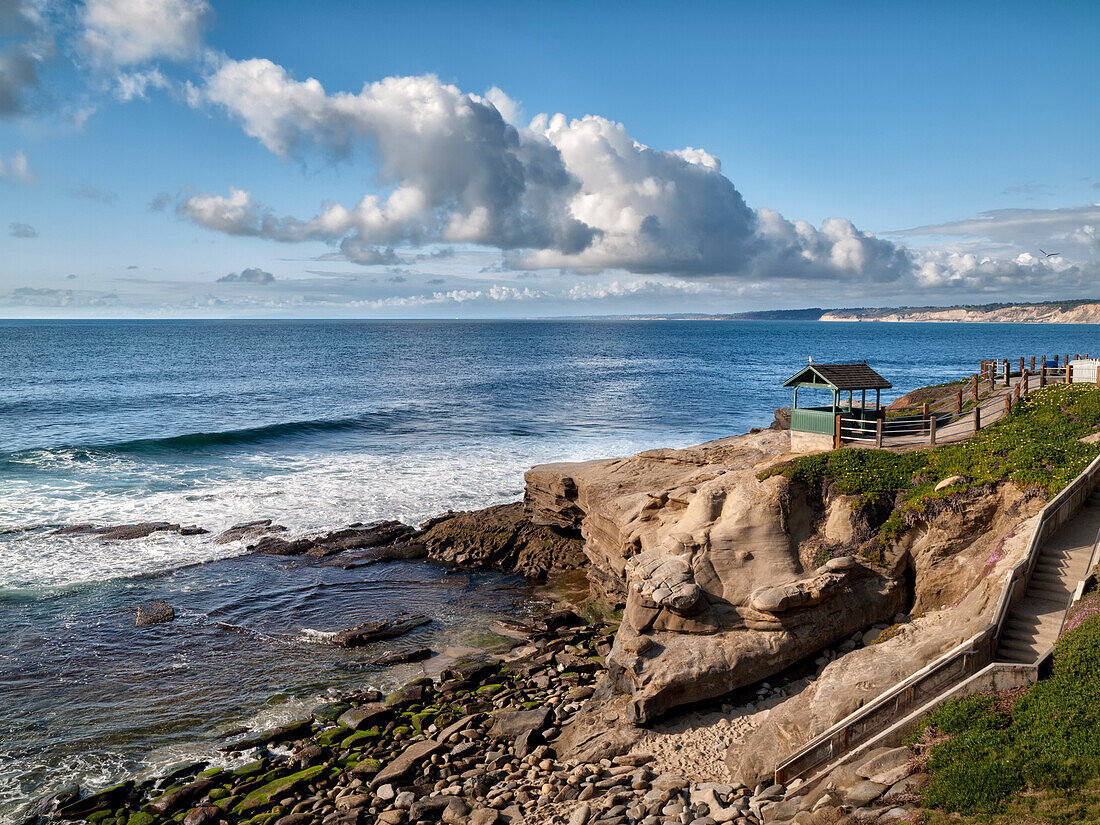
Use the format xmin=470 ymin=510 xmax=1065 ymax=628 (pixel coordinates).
xmin=417 ymin=501 xmax=585 ymax=579
xmin=182 ymin=806 xmax=222 ymax=825
xmin=367 ymin=647 xmax=433 ymax=666
xmin=249 ymin=521 xmax=416 ymax=558
xmin=332 ymin=614 xmax=430 ymax=648
xmin=857 ymin=746 xmax=913 ymax=786
xmin=488 ymin=706 xmax=552 ymax=739
xmin=135 ymin=600 xmax=175 ymax=626
xmin=25 ymin=783 xmax=81 ymax=820
xmin=146 ymin=779 xmax=216 ymax=815
xmin=214 ymin=519 xmax=287 ymax=544
xmin=235 ymin=766 xmax=326 ymax=813
xmin=469 ymin=809 xmax=501 ymax=825
xmin=222 ymin=718 xmax=311 ymax=751
xmin=337 ymin=704 xmax=390 ymax=731
xmin=54 ymin=523 xmax=206 ymax=540
xmin=369 ymin=739 xmax=444 ymax=789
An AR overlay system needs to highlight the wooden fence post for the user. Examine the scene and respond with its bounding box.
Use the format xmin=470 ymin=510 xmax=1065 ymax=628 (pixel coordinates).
xmin=1004 ymin=394 xmax=1011 ymax=417
xmin=1019 ymin=357 xmax=1024 ymax=375
xmin=834 ymin=414 xmax=842 ymax=449
xmin=971 ymin=373 xmax=977 ymax=402
xmin=929 ymin=414 xmax=937 ymax=446
xmin=876 ymin=417 xmax=883 ymax=448
xmin=1095 ymin=364 xmax=1099 ymax=387
xmin=1068 ymin=363 xmax=1074 ymax=384
xmin=922 ymin=402 xmax=930 ymax=433
xmin=1022 ymin=370 xmax=1029 ymax=395
xmin=956 ymin=388 xmax=963 ymax=415
xmin=975 ymin=404 xmax=981 ymax=432
xmin=1031 ymin=355 xmax=1036 ymax=373
xmin=1003 ymin=359 xmax=1010 ymax=387
xmin=1041 ymin=363 xmax=1047 ymax=387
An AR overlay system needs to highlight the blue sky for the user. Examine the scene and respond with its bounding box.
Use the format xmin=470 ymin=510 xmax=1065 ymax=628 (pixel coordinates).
xmin=1 ymin=0 xmax=1098 ymax=317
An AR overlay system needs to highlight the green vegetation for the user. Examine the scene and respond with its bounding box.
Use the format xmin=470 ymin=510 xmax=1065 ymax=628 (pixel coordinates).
xmin=762 ymin=384 xmax=1100 ymax=555
xmin=907 ymin=606 xmax=1100 ymax=821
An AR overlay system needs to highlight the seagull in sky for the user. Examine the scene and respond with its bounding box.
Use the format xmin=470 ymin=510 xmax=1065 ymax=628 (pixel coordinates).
xmin=1039 ymin=248 xmax=1061 ymax=258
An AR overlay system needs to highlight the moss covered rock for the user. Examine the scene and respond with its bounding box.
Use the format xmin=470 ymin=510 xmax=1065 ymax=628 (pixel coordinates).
xmin=234 ymin=765 xmax=326 ymax=814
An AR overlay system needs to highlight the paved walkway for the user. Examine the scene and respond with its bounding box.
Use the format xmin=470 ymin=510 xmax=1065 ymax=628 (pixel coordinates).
xmin=845 ymin=375 xmax=1038 ymax=449
xmin=996 ymin=490 xmax=1100 ymax=663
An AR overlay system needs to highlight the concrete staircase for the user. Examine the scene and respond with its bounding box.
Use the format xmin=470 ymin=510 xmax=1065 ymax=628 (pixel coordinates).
xmin=996 ymin=490 xmax=1100 ymax=663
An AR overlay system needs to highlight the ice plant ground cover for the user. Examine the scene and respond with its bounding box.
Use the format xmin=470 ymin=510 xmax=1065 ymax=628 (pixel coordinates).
xmin=905 ymin=592 xmax=1100 ymax=821
xmin=761 ymin=384 xmax=1100 ymax=554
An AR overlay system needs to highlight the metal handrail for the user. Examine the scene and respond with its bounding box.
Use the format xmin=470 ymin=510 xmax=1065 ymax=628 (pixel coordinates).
xmin=773 ymin=448 xmax=1100 ymax=785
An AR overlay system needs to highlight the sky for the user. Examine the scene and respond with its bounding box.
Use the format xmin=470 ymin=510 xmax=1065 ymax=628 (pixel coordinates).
xmin=1 ymin=0 xmax=1099 ymax=318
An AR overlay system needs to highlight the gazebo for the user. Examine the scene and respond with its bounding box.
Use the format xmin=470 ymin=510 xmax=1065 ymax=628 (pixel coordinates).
xmin=782 ymin=361 xmax=892 ymax=451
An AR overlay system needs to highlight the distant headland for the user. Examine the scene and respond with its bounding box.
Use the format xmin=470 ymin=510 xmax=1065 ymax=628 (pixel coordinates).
xmin=570 ymin=299 xmax=1100 ymax=323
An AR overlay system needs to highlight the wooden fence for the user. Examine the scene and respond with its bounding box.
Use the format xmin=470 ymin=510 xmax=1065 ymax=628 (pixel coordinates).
xmin=835 ymin=354 xmax=1095 ymax=448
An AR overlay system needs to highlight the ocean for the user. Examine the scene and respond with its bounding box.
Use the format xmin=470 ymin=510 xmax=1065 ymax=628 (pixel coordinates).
xmin=1 ymin=318 xmax=1096 ymax=821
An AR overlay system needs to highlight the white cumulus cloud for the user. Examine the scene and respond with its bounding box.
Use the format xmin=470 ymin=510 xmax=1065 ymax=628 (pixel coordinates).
xmin=0 ymin=149 xmax=35 ymax=182
xmin=82 ymin=0 xmax=211 ymax=66
xmin=183 ymin=60 xmax=919 ymax=288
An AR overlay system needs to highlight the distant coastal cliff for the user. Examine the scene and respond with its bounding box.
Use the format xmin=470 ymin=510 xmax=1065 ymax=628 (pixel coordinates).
xmin=603 ymin=299 xmax=1100 ymax=323
xmin=818 ymin=301 xmax=1100 ymax=324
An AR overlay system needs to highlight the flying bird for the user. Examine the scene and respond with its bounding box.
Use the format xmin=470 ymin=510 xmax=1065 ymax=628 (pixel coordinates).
xmin=1039 ymin=248 xmax=1061 ymax=258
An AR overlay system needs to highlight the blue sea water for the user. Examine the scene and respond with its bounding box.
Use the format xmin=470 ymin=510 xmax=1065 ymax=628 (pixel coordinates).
xmin=1 ymin=319 xmax=1097 ymax=820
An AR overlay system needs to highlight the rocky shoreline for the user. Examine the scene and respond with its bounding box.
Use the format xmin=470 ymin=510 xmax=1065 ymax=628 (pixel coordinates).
xmin=27 ymin=604 xmax=929 ymax=825
xmin=33 ymin=408 xmax=1044 ymax=825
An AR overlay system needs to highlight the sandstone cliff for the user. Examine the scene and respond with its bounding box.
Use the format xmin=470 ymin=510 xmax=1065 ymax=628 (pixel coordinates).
xmin=526 ymin=431 xmax=903 ymax=726
xmin=821 ymin=301 xmax=1100 ymax=324
xmin=525 ymin=430 xmax=1043 ymax=743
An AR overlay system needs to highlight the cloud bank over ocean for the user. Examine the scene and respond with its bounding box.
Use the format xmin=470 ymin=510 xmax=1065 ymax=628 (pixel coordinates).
xmin=1 ymin=0 xmax=1098 ymax=315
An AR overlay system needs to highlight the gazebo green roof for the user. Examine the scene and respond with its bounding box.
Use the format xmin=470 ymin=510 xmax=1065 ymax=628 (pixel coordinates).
xmin=782 ymin=362 xmax=892 ymax=391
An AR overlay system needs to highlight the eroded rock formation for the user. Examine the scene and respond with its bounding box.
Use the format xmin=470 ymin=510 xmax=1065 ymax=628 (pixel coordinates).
xmin=526 ymin=429 xmax=1042 ymax=731
xmin=418 ymin=501 xmax=585 ymax=579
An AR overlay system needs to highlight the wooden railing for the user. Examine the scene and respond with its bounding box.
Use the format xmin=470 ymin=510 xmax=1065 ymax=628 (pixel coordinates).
xmin=773 ymin=449 xmax=1100 ymax=785
xmin=835 ymin=354 xmax=1097 ymax=448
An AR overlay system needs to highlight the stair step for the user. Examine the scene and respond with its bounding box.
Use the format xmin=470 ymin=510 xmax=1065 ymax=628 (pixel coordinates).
xmin=997 ymin=647 xmax=1038 ymax=664
xmin=997 ymin=637 xmax=1038 ymax=652
xmin=1030 ymin=573 xmax=1067 ymax=587
xmin=997 ymin=647 xmax=1035 ymax=660
xmin=1031 ymin=565 xmax=1066 ymax=577
xmin=1003 ymin=628 xmax=1046 ymax=643
xmin=998 ymin=638 xmax=1038 ymax=654
xmin=1002 ymin=623 xmax=1041 ymax=637
xmin=1033 ymin=554 xmax=1071 ymax=567
xmin=1025 ymin=589 xmax=1069 ymax=602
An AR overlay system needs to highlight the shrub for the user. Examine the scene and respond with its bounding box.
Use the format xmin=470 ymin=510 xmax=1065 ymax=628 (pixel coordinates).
xmin=761 ymin=385 xmax=1100 ymax=550
xmin=911 ymin=612 xmax=1100 ymax=813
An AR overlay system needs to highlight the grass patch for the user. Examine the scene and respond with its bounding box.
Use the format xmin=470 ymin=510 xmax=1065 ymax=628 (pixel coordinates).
xmin=761 ymin=385 xmax=1100 ymax=552
xmin=907 ymin=610 xmax=1100 ymax=818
